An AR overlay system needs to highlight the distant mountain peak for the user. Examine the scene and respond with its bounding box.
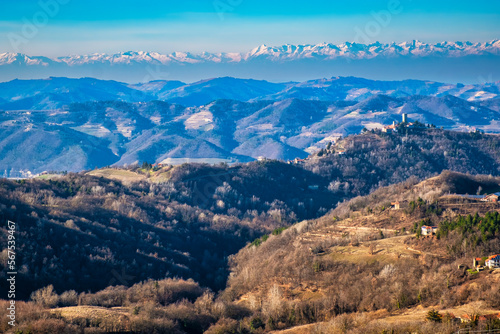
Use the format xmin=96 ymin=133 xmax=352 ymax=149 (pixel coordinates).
xmin=2 ymin=40 xmax=500 ymax=68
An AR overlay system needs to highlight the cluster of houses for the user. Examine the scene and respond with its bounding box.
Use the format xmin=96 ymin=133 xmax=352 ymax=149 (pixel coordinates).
xmin=418 ymin=226 xmax=500 ymax=269
xmin=417 ymin=223 xmax=500 ymax=270
xmin=381 ymin=122 xmax=398 ymax=133
xmin=288 ymin=151 xmax=345 ymax=165
xmin=381 ymin=114 xmax=415 ymax=133
xmin=289 ymin=157 xmax=308 ymax=164
xmin=390 ymin=202 xmax=439 ymax=236
xmin=474 ymin=254 xmax=500 ymax=270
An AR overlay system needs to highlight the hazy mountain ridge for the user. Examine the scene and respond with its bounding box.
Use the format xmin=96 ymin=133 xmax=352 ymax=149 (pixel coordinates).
xmin=2 ymin=94 xmax=500 ymax=176
xmin=1 ymin=76 xmax=500 ymax=176
xmin=0 ymin=76 xmax=499 ymax=110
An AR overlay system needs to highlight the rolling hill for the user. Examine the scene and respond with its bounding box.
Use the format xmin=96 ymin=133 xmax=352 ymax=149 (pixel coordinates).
xmin=2 ymin=167 xmax=500 ymax=333
xmin=0 ymin=76 xmax=499 ymax=110
xmin=222 ymin=171 xmax=500 ymax=333
xmin=2 ymin=88 xmax=500 ymax=176
xmin=4 ymin=128 xmax=500 ymax=299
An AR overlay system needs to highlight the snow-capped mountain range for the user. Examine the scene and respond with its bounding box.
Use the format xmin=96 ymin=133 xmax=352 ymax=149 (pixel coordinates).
xmin=1 ymin=40 xmax=500 ymax=66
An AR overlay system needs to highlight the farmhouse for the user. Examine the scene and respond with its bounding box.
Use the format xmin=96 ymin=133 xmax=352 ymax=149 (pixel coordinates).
xmin=382 ymin=122 xmax=397 ymax=133
xmin=421 ymin=225 xmax=438 ymax=236
xmin=482 ymin=193 xmax=500 ymax=202
xmin=473 ymin=257 xmax=484 ymax=269
xmin=485 ymin=254 xmax=500 ymax=269
xmin=446 ymin=192 xmax=500 ymax=202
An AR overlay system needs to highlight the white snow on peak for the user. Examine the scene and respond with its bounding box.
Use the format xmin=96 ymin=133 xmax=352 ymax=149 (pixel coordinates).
xmin=2 ymin=40 xmax=499 ymax=67
xmin=0 ymin=53 xmax=52 ymax=66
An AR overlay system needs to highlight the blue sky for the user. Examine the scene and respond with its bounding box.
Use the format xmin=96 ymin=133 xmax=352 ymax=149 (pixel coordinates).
xmin=1 ymin=0 xmax=499 ymax=56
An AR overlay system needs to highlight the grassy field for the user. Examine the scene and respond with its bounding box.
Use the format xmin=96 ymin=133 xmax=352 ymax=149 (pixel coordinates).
xmin=87 ymin=167 xmax=175 ymax=184
xmin=50 ymin=305 xmax=132 ymax=330
xmin=270 ymin=301 xmax=500 ymax=334
xmin=87 ymin=168 xmax=148 ymax=185
xmin=36 ymin=173 xmax=63 ymax=180
xmin=51 ymin=305 xmax=130 ymax=320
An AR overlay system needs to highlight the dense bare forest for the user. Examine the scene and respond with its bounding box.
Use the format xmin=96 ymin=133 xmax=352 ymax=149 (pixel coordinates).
xmin=2 ymin=172 xmax=500 ymax=333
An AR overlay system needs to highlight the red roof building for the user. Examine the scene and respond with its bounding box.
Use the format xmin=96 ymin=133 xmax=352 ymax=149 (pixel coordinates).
xmin=486 ymin=254 xmax=500 ymax=269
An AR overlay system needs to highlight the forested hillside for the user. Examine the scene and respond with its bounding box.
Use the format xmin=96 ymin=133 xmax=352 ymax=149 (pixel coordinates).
xmin=305 ymin=126 xmax=500 ymax=195
xmin=223 ymin=171 xmax=500 ymax=333
xmin=2 ymin=171 xmax=500 ymax=333
xmin=3 ymin=128 xmax=500 ymax=302
xmin=0 ymin=159 xmax=345 ymax=301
